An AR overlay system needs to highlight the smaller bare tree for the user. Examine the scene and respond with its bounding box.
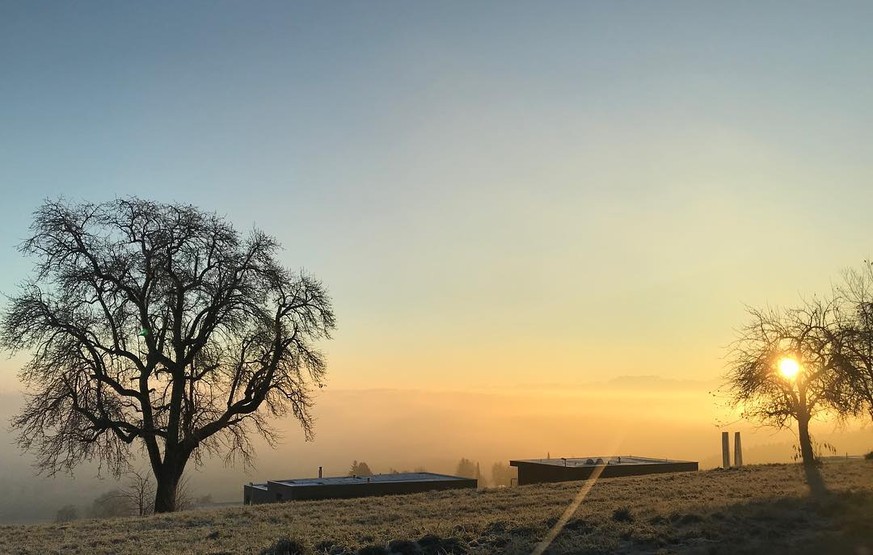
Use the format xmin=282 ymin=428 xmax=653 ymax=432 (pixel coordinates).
xmin=836 ymin=262 xmax=873 ymax=421
xmin=123 ymin=468 xmax=155 ymax=517
xmin=174 ymin=475 xmax=194 ymax=511
xmin=725 ymin=300 xmax=845 ymax=495
xmin=348 ymin=461 xmax=373 ymax=477
xmin=491 ymin=462 xmax=515 ymax=487
xmin=455 ymin=458 xmax=482 ymax=485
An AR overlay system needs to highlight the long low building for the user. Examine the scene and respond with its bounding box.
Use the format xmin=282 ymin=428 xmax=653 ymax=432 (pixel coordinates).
xmin=510 ymin=455 xmax=698 ymax=485
xmin=244 ymin=472 xmax=477 ymax=504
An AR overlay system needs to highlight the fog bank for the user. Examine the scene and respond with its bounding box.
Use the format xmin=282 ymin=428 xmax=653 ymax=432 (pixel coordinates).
xmin=0 ymin=377 xmax=870 ymax=522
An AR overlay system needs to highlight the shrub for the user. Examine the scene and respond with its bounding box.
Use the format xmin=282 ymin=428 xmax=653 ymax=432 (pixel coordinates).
xmin=386 ymin=539 xmax=421 ymax=554
xmin=55 ymin=504 xmax=79 ymax=523
xmin=612 ymin=507 xmax=634 ymax=523
xmin=259 ymin=537 xmax=307 ymax=555
xmin=416 ymin=534 xmax=467 ymax=554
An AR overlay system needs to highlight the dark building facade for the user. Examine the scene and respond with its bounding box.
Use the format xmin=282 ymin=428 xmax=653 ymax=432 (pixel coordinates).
xmin=510 ymin=456 xmax=698 ymax=485
xmin=244 ymin=472 xmax=477 ymax=504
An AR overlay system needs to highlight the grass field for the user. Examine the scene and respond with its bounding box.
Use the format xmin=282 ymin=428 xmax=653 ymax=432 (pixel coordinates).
xmin=1 ymin=461 xmax=872 ymax=554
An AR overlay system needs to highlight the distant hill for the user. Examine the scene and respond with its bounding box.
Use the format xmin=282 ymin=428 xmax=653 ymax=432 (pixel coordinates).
xmin=602 ymin=375 xmax=718 ymax=391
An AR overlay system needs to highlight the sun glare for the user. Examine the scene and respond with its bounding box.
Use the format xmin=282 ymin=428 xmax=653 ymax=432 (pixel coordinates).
xmin=778 ymin=357 xmax=801 ymax=380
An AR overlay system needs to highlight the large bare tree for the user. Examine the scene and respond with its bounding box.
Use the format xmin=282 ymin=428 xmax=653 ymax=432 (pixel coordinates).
xmin=1 ymin=198 xmax=335 ymax=512
xmin=725 ymin=300 xmax=846 ymax=495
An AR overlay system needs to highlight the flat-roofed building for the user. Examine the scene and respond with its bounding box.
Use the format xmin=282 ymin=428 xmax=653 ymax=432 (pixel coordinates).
xmin=510 ymin=455 xmax=698 ymax=485
xmin=244 ymin=472 xmax=477 ymax=504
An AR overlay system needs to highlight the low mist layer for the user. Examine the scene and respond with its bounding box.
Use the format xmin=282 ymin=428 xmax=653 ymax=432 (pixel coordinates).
xmin=0 ymin=376 xmax=870 ymax=523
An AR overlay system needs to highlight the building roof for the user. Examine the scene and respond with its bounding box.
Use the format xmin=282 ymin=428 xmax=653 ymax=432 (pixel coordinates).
xmin=510 ymin=455 xmax=696 ymax=467
xmin=259 ymin=472 xmax=472 ymax=488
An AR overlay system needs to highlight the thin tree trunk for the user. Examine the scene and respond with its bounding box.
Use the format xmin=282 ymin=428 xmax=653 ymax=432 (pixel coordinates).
xmin=797 ymin=413 xmax=827 ymax=497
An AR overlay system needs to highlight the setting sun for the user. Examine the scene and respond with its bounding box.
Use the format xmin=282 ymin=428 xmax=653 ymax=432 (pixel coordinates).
xmin=777 ymin=357 xmax=801 ymax=380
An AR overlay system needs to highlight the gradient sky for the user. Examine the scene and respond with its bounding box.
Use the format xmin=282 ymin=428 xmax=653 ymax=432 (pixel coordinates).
xmin=2 ymin=1 xmax=873 ymax=393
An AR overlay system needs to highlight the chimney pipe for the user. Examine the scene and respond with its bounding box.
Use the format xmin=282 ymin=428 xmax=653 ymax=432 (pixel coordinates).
xmin=734 ymin=432 xmax=743 ymax=468
xmin=318 ymin=466 xmax=323 ymax=479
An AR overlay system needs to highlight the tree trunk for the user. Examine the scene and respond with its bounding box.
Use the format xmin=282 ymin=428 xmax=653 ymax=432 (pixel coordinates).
xmin=153 ymin=468 xmax=180 ymax=513
xmin=153 ymin=454 xmax=188 ymax=513
xmin=797 ymin=412 xmax=827 ymax=497
xmin=797 ymin=414 xmax=816 ymax=466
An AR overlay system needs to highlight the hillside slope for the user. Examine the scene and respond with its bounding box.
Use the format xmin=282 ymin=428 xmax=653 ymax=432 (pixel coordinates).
xmin=1 ymin=461 xmax=872 ymax=554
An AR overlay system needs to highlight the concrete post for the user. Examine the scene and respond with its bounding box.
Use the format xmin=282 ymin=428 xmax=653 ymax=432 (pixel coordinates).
xmin=734 ymin=432 xmax=743 ymax=468
xmin=722 ymin=431 xmax=730 ymax=469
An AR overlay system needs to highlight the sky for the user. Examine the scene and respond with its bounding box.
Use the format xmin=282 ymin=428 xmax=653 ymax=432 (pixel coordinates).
xmin=1 ymin=1 xmax=873 ymax=517
xmin=4 ymin=1 xmax=873 ymax=392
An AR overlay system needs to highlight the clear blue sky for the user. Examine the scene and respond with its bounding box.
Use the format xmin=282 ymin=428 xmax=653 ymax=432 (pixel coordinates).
xmin=2 ymin=1 xmax=873 ymax=391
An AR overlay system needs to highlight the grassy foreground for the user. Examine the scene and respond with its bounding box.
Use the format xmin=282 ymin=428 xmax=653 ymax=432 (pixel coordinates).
xmin=2 ymin=461 xmax=872 ymax=554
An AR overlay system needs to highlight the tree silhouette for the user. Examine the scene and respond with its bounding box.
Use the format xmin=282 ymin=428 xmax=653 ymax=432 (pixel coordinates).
xmin=1 ymin=198 xmax=335 ymax=512
xmin=349 ymin=460 xmax=374 ymax=476
xmin=835 ymin=262 xmax=873 ymax=422
xmin=455 ymin=458 xmax=482 ymax=484
xmin=54 ymin=504 xmax=79 ymax=523
xmin=490 ymin=462 xmax=515 ymax=487
xmin=123 ymin=468 xmax=155 ymax=516
xmin=725 ymin=301 xmax=844 ymax=495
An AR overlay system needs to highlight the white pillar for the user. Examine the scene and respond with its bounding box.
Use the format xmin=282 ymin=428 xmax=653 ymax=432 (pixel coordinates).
xmin=734 ymin=432 xmax=743 ymax=468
